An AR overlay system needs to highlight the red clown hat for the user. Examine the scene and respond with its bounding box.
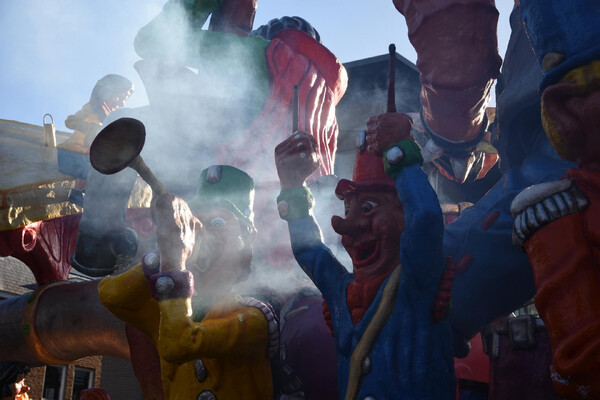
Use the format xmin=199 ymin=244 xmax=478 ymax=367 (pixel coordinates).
xmin=335 ymin=134 xmax=395 ymax=200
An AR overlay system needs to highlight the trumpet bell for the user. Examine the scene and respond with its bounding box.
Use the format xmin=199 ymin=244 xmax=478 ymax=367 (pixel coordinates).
xmin=90 ymin=117 xmax=146 ymax=174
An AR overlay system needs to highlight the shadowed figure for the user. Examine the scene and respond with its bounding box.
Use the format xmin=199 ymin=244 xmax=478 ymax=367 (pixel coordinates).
xmin=274 ymin=113 xmax=455 ymax=399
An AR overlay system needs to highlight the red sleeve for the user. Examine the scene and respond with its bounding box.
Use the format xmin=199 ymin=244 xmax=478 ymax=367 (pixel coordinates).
xmin=525 ymin=206 xmax=600 ymax=392
xmin=226 ymin=29 xmax=347 ymax=179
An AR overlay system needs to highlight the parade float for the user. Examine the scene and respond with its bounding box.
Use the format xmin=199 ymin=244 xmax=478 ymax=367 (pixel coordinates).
xmin=1 ymin=1 xmax=599 ymax=399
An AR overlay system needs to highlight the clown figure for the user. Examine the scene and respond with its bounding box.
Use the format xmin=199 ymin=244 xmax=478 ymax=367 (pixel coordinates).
xmin=274 ymin=112 xmax=455 ymax=399
xmin=99 ymin=165 xmax=278 ymax=400
xmin=510 ymin=1 xmax=600 ymax=398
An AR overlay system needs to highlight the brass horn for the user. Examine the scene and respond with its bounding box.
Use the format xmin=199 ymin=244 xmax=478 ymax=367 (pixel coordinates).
xmin=90 ymin=117 xmax=165 ymax=195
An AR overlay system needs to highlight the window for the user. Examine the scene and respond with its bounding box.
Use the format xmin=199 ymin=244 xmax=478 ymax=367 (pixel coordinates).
xmin=72 ymin=367 xmax=94 ymax=400
xmin=43 ymin=365 xmax=66 ymax=400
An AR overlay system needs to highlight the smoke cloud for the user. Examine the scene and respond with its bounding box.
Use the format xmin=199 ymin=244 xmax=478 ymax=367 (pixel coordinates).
xmin=82 ymin=3 xmax=349 ymax=301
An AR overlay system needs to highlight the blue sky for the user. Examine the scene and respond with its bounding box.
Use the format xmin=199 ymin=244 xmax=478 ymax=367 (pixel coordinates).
xmin=0 ymin=1 xmax=513 ymax=132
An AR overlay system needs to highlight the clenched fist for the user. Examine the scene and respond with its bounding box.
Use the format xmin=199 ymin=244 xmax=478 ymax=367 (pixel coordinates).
xmin=366 ymin=113 xmax=413 ymax=156
xmin=275 ymin=131 xmax=320 ymax=189
xmin=155 ymin=193 xmax=203 ymax=272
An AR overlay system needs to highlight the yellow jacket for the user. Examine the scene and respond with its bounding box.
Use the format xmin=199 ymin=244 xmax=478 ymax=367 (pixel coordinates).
xmin=99 ymin=265 xmax=275 ymax=400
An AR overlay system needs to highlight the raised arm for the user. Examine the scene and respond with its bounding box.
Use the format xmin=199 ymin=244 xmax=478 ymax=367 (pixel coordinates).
xmin=393 ymin=0 xmax=502 ymax=183
xmin=366 ymin=112 xmax=445 ymax=287
xmin=98 ymin=264 xmax=160 ymax=340
xmin=396 ymin=165 xmax=445 ymax=286
xmin=274 ymin=132 xmax=350 ymax=300
xmin=98 ymin=192 xmax=199 ymax=336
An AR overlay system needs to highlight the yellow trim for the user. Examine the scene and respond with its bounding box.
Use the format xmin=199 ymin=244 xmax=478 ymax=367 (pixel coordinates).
xmin=540 ymin=60 xmax=600 ymax=162
xmin=541 ymin=102 xmax=573 ymax=161
xmin=345 ymin=265 xmax=402 ymax=400
xmin=560 ymin=60 xmax=600 ymax=91
xmin=22 ymin=281 xmax=73 ymax=365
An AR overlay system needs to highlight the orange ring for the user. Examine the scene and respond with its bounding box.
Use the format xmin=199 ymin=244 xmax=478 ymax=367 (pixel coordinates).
xmin=22 ymin=281 xmax=72 ymax=364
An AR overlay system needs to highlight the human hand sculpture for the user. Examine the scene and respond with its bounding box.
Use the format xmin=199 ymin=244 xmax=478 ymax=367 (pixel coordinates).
xmin=154 ymin=193 xmax=203 ymax=273
xmin=275 ymin=131 xmax=320 ymax=190
xmin=365 ymin=112 xmax=414 ymax=155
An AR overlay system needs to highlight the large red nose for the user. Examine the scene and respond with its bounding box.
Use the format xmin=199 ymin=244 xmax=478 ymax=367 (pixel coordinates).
xmin=331 ymin=215 xmax=361 ymax=237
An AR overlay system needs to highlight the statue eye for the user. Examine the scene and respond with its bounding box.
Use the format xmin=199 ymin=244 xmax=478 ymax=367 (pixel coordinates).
xmin=210 ymin=217 xmax=226 ymax=227
xmin=361 ymin=201 xmax=378 ymax=213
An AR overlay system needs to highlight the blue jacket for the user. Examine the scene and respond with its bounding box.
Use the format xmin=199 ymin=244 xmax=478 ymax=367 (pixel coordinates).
xmin=287 ymin=165 xmax=455 ymax=399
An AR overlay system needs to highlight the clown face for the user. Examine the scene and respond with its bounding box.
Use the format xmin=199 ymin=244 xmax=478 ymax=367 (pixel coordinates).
xmin=187 ymin=207 xmax=254 ymax=297
xmin=331 ymin=190 xmax=404 ymax=282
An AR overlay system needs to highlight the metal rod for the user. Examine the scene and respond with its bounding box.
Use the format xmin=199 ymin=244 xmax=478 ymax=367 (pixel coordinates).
xmin=387 ymin=44 xmax=397 ymax=113
xmin=292 ymin=84 xmax=299 ymax=134
xmin=130 ymin=156 xmax=166 ymax=196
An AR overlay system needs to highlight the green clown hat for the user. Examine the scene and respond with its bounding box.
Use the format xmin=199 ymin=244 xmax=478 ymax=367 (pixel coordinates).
xmin=188 ymin=165 xmax=255 ymax=229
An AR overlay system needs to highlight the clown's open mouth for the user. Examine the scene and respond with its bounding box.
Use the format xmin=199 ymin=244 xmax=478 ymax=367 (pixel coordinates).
xmin=352 ymin=240 xmax=380 ymax=268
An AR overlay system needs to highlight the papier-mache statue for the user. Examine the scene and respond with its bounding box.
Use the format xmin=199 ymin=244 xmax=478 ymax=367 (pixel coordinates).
xmin=510 ymin=1 xmax=600 ymax=398
xmin=274 ymin=113 xmax=455 ymax=399
xmin=99 ymin=163 xmax=278 ymax=399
